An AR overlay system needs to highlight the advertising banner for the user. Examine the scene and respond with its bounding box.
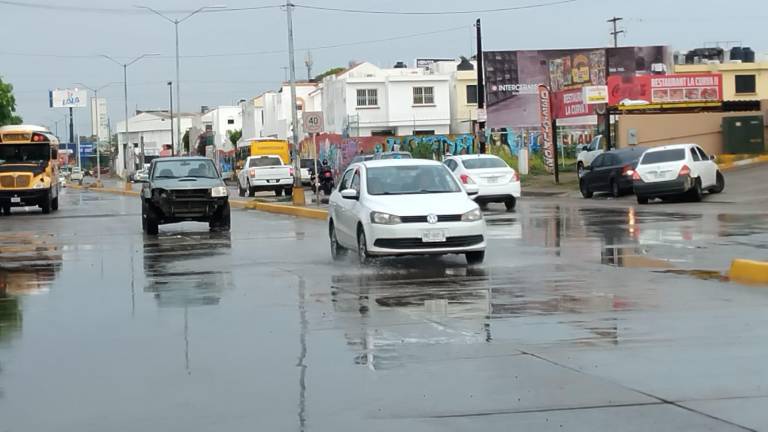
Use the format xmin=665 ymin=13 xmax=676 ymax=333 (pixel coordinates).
xmin=582 ymin=85 xmax=609 ymax=105
xmin=537 ymin=85 xmax=555 ymax=173
xmin=607 ymin=73 xmax=722 ymax=106
xmin=49 ymin=89 xmax=87 ymax=108
xmin=552 ymin=88 xmax=596 ymax=119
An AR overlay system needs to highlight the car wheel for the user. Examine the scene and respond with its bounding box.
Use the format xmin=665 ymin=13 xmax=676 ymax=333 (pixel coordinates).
xmin=51 ymin=196 xmax=59 ymax=211
xmin=636 ymin=195 xmax=649 ymax=205
xmin=238 ymin=180 xmax=246 ymax=197
xmin=284 ymin=187 xmax=293 ymax=197
xmin=210 ymin=202 xmax=231 ymax=232
xmin=580 ymin=180 xmax=593 ymax=199
xmin=329 ymin=222 xmax=346 ymax=261
xmin=142 ymin=201 xmax=159 ymax=235
xmin=504 ymin=197 xmax=516 ymax=211
xmin=247 ymin=180 xmax=255 ymax=197
xmin=357 ymin=228 xmax=371 ymax=265
xmin=275 ymin=187 xmax=284 ymax=197
xmin=689 ymin=178 xmax=703 ymax=202
xmin=711 ymin=172 xmax=725 ymax=194
xmin=466 ymin=251 xmax=485 ymax=265
xmin=577 ymin=162 xmax=585 ymax=178
xmin=40 ymin=192 xmax=51 ymax=214
xmin=610 ymin=180 xmax=621 ymax=198
xmin=1 ymin=205 xmax=10 ymax=216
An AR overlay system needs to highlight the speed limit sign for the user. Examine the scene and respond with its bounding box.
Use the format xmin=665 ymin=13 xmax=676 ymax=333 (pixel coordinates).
xmin=303 ymin=111 xmax=324 ymax=134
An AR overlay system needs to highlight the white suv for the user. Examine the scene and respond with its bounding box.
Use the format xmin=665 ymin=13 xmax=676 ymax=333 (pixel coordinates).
xmin=633 ymin=144 xmax=725 ymax=204
xmin=577 ymin=135 xmax=605 ymax=178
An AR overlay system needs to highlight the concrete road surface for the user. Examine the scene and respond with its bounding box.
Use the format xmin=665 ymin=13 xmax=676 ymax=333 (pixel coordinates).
xmin=1 ymin=166 xmax=767 ymax=431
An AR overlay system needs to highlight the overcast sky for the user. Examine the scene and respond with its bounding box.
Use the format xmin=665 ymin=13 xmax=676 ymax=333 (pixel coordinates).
xmin=2 ymin=0 xmax=767 ymax=136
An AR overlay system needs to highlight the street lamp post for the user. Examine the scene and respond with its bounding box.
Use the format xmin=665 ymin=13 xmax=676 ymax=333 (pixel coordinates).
xmin=74 ymin=82 xmax=118 ymax=186
xmin=168 ymin=81 xmax=175 ymax=156
xmin=101 ymin=54 xmax=159 ymax=177
xmin=136 ymin=4 xmax=227 ymax=157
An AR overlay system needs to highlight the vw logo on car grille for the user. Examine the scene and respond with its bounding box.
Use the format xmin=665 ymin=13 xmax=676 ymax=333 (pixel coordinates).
xmin=427 ymin=214 xmax=438 ymax=224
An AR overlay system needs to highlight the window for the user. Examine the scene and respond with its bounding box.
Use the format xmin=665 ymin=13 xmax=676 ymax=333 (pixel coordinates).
xmin=690 ymin=147 xmax=701 ymax=162
xmin=227 ymin=119 xmax=235 ymax=125
xmin=735 ymin=75 xmax=756 ymax=94
xmin=696 ymin=147 xmax=709 ymax=161
xmin=371 ymin=130 xmax=394 ymax=137
xmin=466 ymin=85 xmax=478 ymax=104
xmin=350 ymin=171 xmax=361 ymax=192
xmin=366 ymin=165 xmax=461 ymax=196
xmin=339 ymin=169 xmax=354 ymax=191
xmin=356 ymin=89 xmax=378 ymax=107
xmin=591 ymin=154 xmax=606 ymax=167
xmin=640 ymin=149 xmax=686 ymax=165
xmin=413 ymin=87 xmax=435 ymax=105
xmin=444 ymin=159 xmax=457 ymax=171
xmin=463 ymin=157 xmax=509 ymax=170
xmin=414 ymin=130 xmax=435 ymax=136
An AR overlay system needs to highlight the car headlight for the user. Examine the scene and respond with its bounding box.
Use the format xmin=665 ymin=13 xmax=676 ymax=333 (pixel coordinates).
xmin=211 ymin=186 xmax=228 ymax=197
xmin=462 ymin=208 xmax=483 ymax=222
xmin=370 ymin=211 xmax=401 ymax=225
xmin=33 ymin=181 xmax=47 ymax=189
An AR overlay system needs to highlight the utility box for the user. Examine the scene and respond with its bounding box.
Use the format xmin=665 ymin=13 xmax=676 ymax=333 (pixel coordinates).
xmin=722 ymin=115 xmax=765 ymax=154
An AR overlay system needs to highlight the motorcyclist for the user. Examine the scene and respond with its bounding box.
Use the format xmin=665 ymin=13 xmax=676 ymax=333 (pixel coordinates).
xmin=317 ymin=159 xmax=334 ymax=195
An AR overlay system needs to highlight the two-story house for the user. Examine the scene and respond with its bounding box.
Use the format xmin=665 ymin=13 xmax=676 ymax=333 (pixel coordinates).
xmin=322 ymin=62 xmax=451 ymax=137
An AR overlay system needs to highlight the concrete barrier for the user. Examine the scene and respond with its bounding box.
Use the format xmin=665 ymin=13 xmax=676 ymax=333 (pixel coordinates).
xmin=718 ymin=155 xmax=768 ymax=172
xmin=729 ymin=259 xmax=768 ymax=285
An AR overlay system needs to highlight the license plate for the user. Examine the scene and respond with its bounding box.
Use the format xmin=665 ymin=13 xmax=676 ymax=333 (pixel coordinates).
xmin=10 ymin=197 xmax=20 ymax=203
xmin=486 ymin=176 xmax=500 ymax=184
xmin=655 ymin=172 xmax=666 ymax=179
xmin=267 ymin=179 xmax=278 ymax=183
xmin=421 ymin=230 xmax=446 ymax=243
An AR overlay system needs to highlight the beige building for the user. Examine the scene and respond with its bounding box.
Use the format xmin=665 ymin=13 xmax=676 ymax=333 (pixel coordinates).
xmin=434 ymin=59 xmax=478 ymax=134
xmin=675 ymin=61 xmax=768 ymax=101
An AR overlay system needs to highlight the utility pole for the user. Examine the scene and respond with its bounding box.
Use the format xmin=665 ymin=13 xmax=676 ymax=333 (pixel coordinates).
xmin=608 ymin=17 xmax=624 ymax=48
xmin=68 ymin=107 xmax=74 ymax=145
xmin=281 ymin=66 xmax=289 ymax=82
xmin=168 ymin=81 xmax=175 ymax=156
xmin=285 ymin=1 xmax=304 ymax=205
xmin=475 ymin=18 xmax=487 ymax=154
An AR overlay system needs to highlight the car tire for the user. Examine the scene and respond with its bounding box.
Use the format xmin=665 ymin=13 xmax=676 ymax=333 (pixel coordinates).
xmin=357 ymin=228 xmax=371 ymax=265
xmin=247 ymin=180 xmax=256 ymax=197
xmin=238 ymin=181 xmax=246 ymax=197
xmin=504 ymin=197 xmax=516 ymax=211
xmin=689 ymin=178 xmax=703 ymax=202
xmin=711 ymin=172 xmax=725 ymax=194
xmin=209 ymin=202 xmax=231 ymax=232
xmin=329 ymin=222 xmax=346 ymax=261
xmin=580 ymin=180 xmax=593 ymax=199
xmin=40 ymin=192 xmax=51 ymax=214
xmin=1 ymin=205 xmax=10 ymax=216
xmin=142 ymin=201 xmax=159 ymax=235
xmin=285 ymin=187 xmax=293 ymax=197
xmin=275 ymin=188 xmax=284 ymax=197
xmin=637 ymin=195 xmax=649 ymax=205
xmin=466 ymin=251 xmax=485 ymax=265
xmin=51 ymin=196 xmax=59 ymax=211
xmin=610 ymin=180 xmax=621 ymax=198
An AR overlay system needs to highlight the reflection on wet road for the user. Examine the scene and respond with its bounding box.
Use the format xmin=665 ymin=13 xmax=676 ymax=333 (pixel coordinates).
xmin=1 ymin=188 xmax=768 ymax=431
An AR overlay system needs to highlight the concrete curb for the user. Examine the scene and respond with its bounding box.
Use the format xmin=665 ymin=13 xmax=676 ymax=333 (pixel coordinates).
xmin=70 ymin=184 xmax=328 ymax=220
xmin=718 ymin=155 xmax=768 ymax=172
xmin=729 ymin=259 xmax=768 ymax=285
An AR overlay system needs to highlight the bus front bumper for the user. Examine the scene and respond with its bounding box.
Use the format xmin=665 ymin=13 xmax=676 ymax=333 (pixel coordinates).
xmin=0 ymin=189 xmax=49 ymax=207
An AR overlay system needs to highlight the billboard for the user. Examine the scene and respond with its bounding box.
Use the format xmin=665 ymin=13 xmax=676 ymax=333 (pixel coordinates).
xmin=49 ymin=89 xmax=87 ymax=108
xmin=485 ymin=46 xmax=670 ymax=127
xmin=607 ymin=73 xmax=722 ymax=106
xmin=90 ymin=97 xmax=109 ymax=140
xmin=537 ymin=86 xmax=555 ymax=173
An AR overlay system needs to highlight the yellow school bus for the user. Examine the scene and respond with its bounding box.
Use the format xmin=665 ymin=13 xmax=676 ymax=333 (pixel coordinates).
xmin=235 ymin=138 xmax=291 ymax=171
xmin=0 ymin=125 xmax=61 ymax=215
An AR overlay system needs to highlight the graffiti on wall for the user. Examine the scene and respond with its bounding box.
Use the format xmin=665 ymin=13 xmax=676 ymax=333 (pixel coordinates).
xmin=488 ymin=125 xmax=598 ymax=158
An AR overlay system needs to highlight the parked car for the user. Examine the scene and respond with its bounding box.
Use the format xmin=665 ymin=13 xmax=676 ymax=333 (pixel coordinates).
xmin=140 ymin=157 xmax=230 ymax=235
xmin=58 ymin=173 xmax=67 ymax=187
xmin=633 ymin=144 xmax=724 ymax=204
xmin=444 ymin=154 xmax=521 ymax=211
xmin=374 ymin=151 xmax=412 ymax=160
xmin=300 ymin=158 xmax=315 ymax=186
xmin=236 ymin=155 xmax=294 ymax=197
xmin=134 ymin=168 xmax=149 ymax=183
xmin=577 ymin=135 xmax=606 ymax=178
xmin=70 ymin=167 xmax=84 ymax=184
xmin=579 ymin=147 xmax=648 ymax=198
xmin=328 ymin=159 xmax=486 ymax=265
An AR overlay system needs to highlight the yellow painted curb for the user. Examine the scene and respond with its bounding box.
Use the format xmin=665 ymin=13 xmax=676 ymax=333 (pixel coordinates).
xmin=729 ymin=259 xmax=768 ymax=285
xmin=719 ymin=155 xmax=768 ymax=172
xmin=241 ymin=200 xmax=328 ymax=220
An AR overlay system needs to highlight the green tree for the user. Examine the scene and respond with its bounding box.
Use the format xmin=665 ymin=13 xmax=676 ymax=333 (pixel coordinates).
xmin=314 ymin=67 xmax=345 ymax=82
xmin=227 ymin=129 xmax=242 ymax=147
xmin=0 ymin=76 xmax=23 ymax=126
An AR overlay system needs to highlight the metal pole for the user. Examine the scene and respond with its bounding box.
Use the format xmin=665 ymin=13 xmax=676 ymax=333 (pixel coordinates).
xmin=123 ymin=65 xmax=130 ymax=172
xmin=313 ymin=133 xmax=319 ymax=206
xmin=175 ymin=22 xmax=181 ymax=156
xmin=286 ymin=1 xmax=303 ymax=200
xmin=475 ymin=18 xmax=487 ymax=154
xmin=169 ymin=81 xmax=175 ymax=156
xmin=68 ymin=107 xmax=74 ymax=145
xmin=95 ymin=89 xmax=101 ymax=184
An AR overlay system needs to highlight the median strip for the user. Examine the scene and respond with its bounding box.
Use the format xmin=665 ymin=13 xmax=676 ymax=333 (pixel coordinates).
xmin=729 ymin=259 xmax=768 ymax=285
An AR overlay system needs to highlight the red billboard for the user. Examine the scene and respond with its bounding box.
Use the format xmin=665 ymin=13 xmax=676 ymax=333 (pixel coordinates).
xmin=552 ymin=88 xmax=597 ymax=119
xmin=608 ymin=73 xmax=722 ymax=106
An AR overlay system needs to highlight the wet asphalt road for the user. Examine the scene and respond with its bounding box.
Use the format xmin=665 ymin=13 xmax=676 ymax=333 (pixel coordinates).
xmin=1 ymin=166 xmax=768 ymax=431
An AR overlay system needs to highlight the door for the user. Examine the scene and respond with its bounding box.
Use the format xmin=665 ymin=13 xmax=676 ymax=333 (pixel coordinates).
xmin=333 ymin=168 xmax=359 ymax=246
xmin=587 ymin=154 xmax=610 ymax=191
xmin=695 ymin=146 xmax=717 ymax=187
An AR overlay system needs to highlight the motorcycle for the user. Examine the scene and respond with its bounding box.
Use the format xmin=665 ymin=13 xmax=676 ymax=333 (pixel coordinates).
xmin=315 ymin=167 xmax=334 ymax=196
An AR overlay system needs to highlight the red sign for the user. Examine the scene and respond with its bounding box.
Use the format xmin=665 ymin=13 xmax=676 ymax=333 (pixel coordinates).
xmin=552 ymin=88 xmax=596 ymax=119
xmin=608 ymin=73 xmax=722 ymax=106
xmin=537 ymin=85 xmax=555 ymax=174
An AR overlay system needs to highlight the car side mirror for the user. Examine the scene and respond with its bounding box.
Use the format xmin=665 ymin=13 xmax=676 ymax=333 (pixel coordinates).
xmin=340 ymin=189 xmax=359 ymax=200
xmin=464 ymin=184 xmax=480 ymax=196
xmin=710 ymin=155 xmax=717 ymax=162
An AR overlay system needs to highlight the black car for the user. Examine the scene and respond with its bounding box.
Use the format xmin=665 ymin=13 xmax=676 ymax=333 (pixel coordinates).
xmin=140 ymin=157 xmax=231 ymax=235
xmin=580 ymin=147 xmax=647 ymax=198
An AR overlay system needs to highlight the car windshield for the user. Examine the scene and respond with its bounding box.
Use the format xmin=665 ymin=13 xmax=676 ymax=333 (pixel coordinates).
xmin=463 ymin=157 xmax=508 ymax=170
xmin=248 ymin=157 xmax=282 ymax=168
xmin=300 ymin=159 xmax=314 ymax=169
xmin=616 ymin=151 xmax=646 ymax=164
xmin=641 ymin=149 xmax=686 ymax=165
xmin=153 ymin=160 xmax=219 ymax=179
xmin=366 ymin=165 xmax=462 ymax=195
xmin=0 ymin=144 xmax=50 ymax=164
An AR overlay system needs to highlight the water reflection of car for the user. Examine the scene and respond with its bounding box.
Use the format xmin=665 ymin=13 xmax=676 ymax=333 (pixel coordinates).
xmin=328 ymin=159 xmax=486 ymax=265
xmin=443 ymin=154 xmax=521 ymax=211
xmin=579 ymin=147 xmax=647 ymax=199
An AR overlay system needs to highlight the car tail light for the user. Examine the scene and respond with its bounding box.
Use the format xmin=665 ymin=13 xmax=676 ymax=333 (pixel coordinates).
xmin=511 ymin=171 xmax=519 ymax=182
xmin=289 ymin=167 xmax=294 ymax=176
xmin=31 ymin=133 xmax=48 ymax=143
xmin=249 ymin=168 xmax=256 ymax=177
xmin=622 ymin=165 xmax=634 ymax=176
xmin=632 ymin=170 xmax=641 ymax=181
xmin=678 ymin=165 xmax=691 ymax=177
xmin=460 ymin=174 xmax=475 ymax=184
xmin=324 ymin=171 xmax=332 ymax=178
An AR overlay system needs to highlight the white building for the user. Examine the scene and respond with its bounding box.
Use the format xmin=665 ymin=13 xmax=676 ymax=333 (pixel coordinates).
xmin=259 ymin=82 xmax=319 ymax=141
xmin=198 ymin=106 xmax=243 ymax=152
xmin=115 ymin=111 xmax=195 ymax=177
xmin=321 ymin=62 xmax=451 ymax=137
xmin=241 ymin=95 xmax=265 ymax=140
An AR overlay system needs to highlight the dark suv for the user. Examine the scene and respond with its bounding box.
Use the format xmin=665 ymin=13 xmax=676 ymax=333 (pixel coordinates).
xmin=140 ymin=157 xmax=230 ymax=235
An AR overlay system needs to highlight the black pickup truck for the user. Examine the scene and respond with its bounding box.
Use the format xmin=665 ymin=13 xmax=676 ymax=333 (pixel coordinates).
xmin=140 ymin=157 xmax=230 ymax=235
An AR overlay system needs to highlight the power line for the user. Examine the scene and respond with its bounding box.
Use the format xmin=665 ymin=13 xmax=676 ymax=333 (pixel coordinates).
xmin=0 ymin=0 xmax=281 ymax=14
xmin=292 ymin=0 xmax=576 ymax=15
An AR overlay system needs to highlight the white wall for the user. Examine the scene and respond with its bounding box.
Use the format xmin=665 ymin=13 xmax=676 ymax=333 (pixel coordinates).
xmin=241 ymin=97 xmax=264 ymax=140
xmin=115 ymin=112 xmax=193 ymax=177
xmin=202 ymin=106 xmax=242 ymax=151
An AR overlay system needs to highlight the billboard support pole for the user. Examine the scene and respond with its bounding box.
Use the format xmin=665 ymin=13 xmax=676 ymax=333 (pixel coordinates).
xmin=475 ymin=18 xmax=486 ymax=154
xmin=552 ymin=118 xmax=560 ymax=184
xmin=68 ymin=107 xmax=74 ymax=145
xmin=604 ymin=48 xmax=613 ymax=150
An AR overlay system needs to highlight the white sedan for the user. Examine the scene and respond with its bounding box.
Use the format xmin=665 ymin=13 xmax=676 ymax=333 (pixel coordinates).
xmin=443 ymin=154 xmax=521 ymax=211
xmin=328 ymin=159 xmax=487 ymax=265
